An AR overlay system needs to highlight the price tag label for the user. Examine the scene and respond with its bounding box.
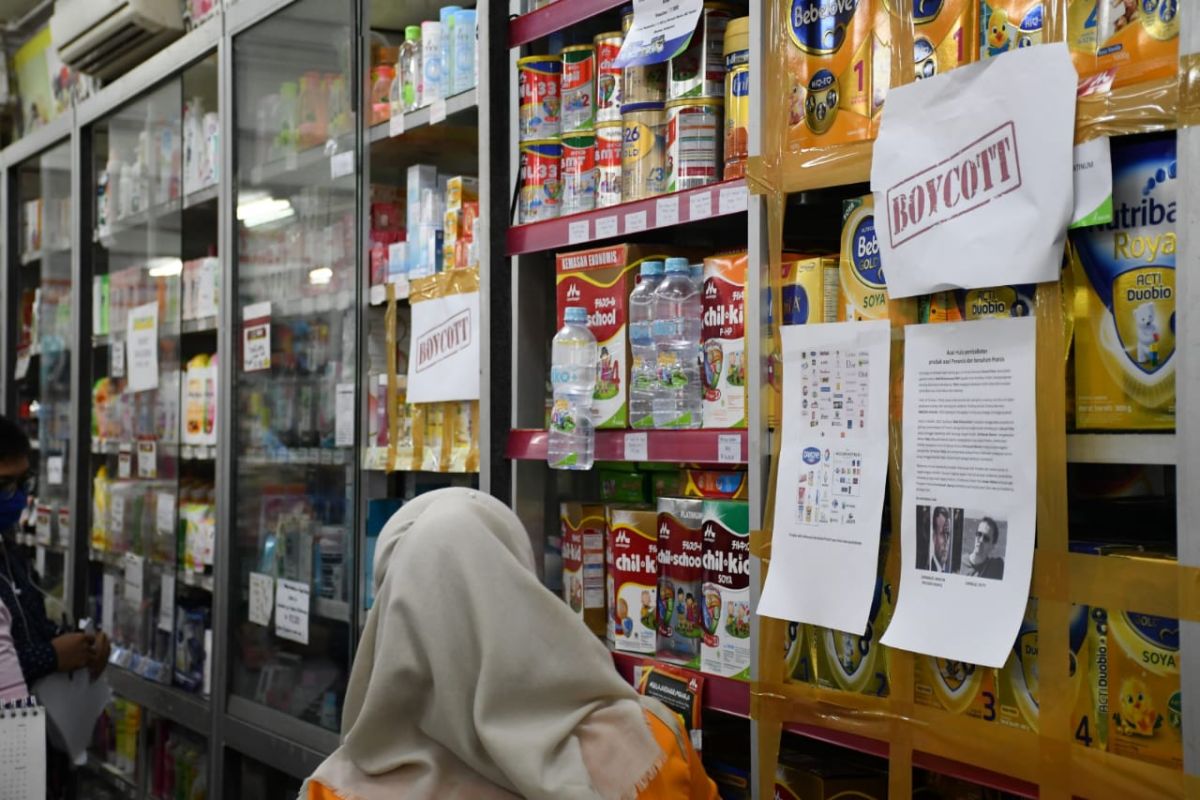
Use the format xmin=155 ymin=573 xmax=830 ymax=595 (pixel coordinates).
xmin=656 ymin=196 xmax=680 ymax=227
xmin=429 ymin=99 xmax=448 ymax=125
xmin=275 ymin=578 xmax=311 ymax=645
xmin=595 ymin=216 xmax=618 ymax=239
xmin=330 ymin=150 xmax=355 ymax=179
xmin=102 ymin=573 xmax=116 ymax=635
xmin=158 ymin=573 xmax=176 ymax=632
xmin=117 ymin=448 xmax=132 ymax=479
xmin=46 ymin=456 xmax=63 ymax=486
xmin=568 ymin=219 xmax=590 ymax=244
xmin=248 ymin=572 xmax=274 ymax=627
xmin=335 ymin=383 xmax=355 ymax=447
xmin=718 ymin=433 xmax=742 ymax=463
xmin=624 ymin=432 xmax=649 ymax=462
xmin=389 ymin=111 xmax=406 ymax=138
xmin=136 ymin=440 xmax=157 ymax=478
xmin=34 ymin=546 xmax=45 ymax=577
xmin=156 ymin=492 xmax=176 ymax=539
xmin=689 ymin=190 xmax=712 ymax=220
xmin=625 ymin=210 xmax=648 ymax=233
xmin=111 ymin=337 xmax=126 ymax=378
xmin=123 ymin=553 xmax=145 ymax=603
xmin=719 ymin=184 xmax=749 ymax=214
xmin=243 ymin=302 xmax=272 ymax=372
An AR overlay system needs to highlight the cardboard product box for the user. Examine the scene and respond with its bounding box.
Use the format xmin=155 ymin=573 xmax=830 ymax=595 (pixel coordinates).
xmin=911 ymin=0 xmax=978 ymax=81
xmin=838 ymin=194 xmax=890 ymax=321
xmin=655 ymin=497 xmax=705 ymax=667
xmin=701 ymin=252 xmax=748 ymax=429
xmin=605 ymin=505 xmax=658 ymax=653
xmin=682 ymin=470 xmax=748 ymax=500
xmin=775 ymin=753 xmax=887 ymax=800
xmin=561 ymin=502 xmax=607 ymax=638
xmin=699 ymin=499 xmax=750 ymax=680
xmin=446 ymin=175 xmax=479 ymax=211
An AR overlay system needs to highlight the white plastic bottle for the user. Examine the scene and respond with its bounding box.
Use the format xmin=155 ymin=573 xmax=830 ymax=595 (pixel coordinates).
xmin=548 ymin=307 xmax=599 ymax=470
xmin=421 ymin=21 xmax=443 ymax=104
xmin=399 ymin=25 xmax=423 ymax=112
xmin=652 ymin=257 xmax=703 ymax=429
xmin=628 ymin=260 xmax=664 ymax=429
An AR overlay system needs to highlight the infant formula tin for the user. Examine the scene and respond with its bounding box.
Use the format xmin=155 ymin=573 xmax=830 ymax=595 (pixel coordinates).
xmin=561 ymin=44 xmax=596 ymax=134
xmin=665 ymin=98 xmax=722 ymax=192
xmin=910 ymin=0 xmax=978 ymax=81
xmin=594 ymin=33 xmax=624 ymax=123
xmin=669 ymin=3 xmax=737 ymax=100
xmin=621 ymin=102 xmax=667 ymax=202
xmin=518 ymin=55 xmax=561 ymax=142
xmin=624 ymin=61 xmax=667 ymax=105
xmin=981 ymin=1 xmax=1044 ymax=59
xmin=838 ymin=194 xmax=889 ymax=321
xmin=1070 ymin=0 xmax=1179 ymax=90
xmin=561 ymin=132 xmax=597 ymax=216
xmin=596 ymin=123 xmax=624 ymax=208
xmin=518 ymin=139 xmax=562 ymax=223
xmin=723 ymin=16 xmax=750 ymax=180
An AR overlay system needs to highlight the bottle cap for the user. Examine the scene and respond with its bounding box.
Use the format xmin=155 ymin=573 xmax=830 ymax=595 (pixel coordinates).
xmin=665 ymin=257 xmax=689 ymax=273
xmin=564 ymin=306 xmax=588 ymax=323
xmin=405 ymin=25 xmax=421 ymax=41
xmin=640 ymin=260 xmax=663 ymax=276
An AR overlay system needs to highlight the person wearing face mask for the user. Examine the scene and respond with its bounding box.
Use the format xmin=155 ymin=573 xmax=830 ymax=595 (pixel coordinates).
xmin=0 ymin=415 xmax=110 ymax=685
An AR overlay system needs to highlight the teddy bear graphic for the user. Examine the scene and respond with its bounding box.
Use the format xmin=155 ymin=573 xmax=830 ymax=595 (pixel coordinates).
xmin=1133 ymin=301 xmax=1161 ymax=366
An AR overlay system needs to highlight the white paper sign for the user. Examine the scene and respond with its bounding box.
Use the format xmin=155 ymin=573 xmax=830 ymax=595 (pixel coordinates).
xmin=248 ymin=572 xmax=274 ymax=627
xmin=717 ymin=433 xmax=742 ymax=464
xmin=624 ymin=432 xmax=648 ymax=462
xmin=335 ymin=383 xmax=355 ymax=446
xmin=117 ymin=449 xmax=132 ymax=479
xmin=881 ymin=317 xmax=1037 ymax=668
xmin=136 ymin=440 xmax=157 ymax=478
xmin=123 ymin=553 xmax=144 ymax=603
xmin=1070 ymin=136 xmax=1113 ymax=228
xmin=870 ymin=45 xmax=1077 ymax=299
xmin=656 ymin=196 xmax=679 ymax=226
xmin=689 ymin=190 xmax=712 ymax=220
xmin=757 ymin=321 xmax=892 ymax=634
xmin=111 ymin=338 xmax=125 ymax=378
xmin=46 ymin=456 xmax=63 ymax=486
xmin=126 ymin=302 xmax=160 ymax=392
xmin=568 ymin=219 xmax=590 ymax=244
xmin=156 ymin=492 xmax=176 ymax=540
xmin=614 ymin=0 xmax=703 ymax=68
xmin=102 ymin=573 xmax=116 ymax=634
xmin=407 ymin=289 xmax=482 ymax=403
xmin=158 ymin=573 xmax=176 ymax=633
xmin=595 ymin=216 xmax=618 ymax=239
xmin=275 ymin=578 xmax=311 ymax=645
xmin=243 ymin=302 xmax=272 ymax=372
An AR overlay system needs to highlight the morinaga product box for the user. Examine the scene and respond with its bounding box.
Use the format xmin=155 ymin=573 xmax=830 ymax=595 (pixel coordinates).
xmin=699 ymin=499 xmax=750 ymax=680
xmin=655 ymin=496 xmax=705 ymax=667
xmin=606 ymin=505 xmax=658 ymax=653
xmin=701 ymin=251 xmax=747 ymax=429
xmin=561 ymin=502 xmax=606 ymax=637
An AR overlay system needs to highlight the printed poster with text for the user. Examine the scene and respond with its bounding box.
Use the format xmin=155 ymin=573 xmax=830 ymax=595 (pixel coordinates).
xmin=882 ymin=317 xmax=1036 ymax=668
xmin=757 ymin=320 xmax=891 ymax=635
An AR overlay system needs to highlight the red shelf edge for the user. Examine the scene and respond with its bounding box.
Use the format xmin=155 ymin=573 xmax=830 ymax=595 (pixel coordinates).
xmin=506 ymin=428 xmax=748 ymax=464
xmin=509 ymin=0 xmax=627 ymax=48
xmin=610 ymin=651 xmax=750 ymax=718
xmin=506 ymin=179 xmax=748 ymax=256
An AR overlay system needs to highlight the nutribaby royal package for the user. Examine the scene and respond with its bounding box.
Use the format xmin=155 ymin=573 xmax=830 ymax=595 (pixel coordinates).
xmin=1071 ymin=133 xmax=1176 ymax=430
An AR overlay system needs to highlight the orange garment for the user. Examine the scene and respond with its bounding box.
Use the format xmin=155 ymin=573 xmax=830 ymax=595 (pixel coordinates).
xmin=307 ymin=709 xmax=717 ymax=800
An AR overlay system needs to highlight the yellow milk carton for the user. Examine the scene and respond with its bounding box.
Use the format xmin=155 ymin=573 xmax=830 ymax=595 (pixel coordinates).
xmin=1071 ymin=133 xmax=1176 ymax=430
xmin=980 ymin=1 xmax=1045 ymax=59
xmin=838 ymin=195 xmax=889 ymax=321
xmin=1069 ymin=0 xmax=1179 ymax=90
xmin=913 ymin=0 xmax=979 ymax=81
xmin=914 ymin=656 xmax=998 ymax=720
xmin=1105 ymin=605 xmax=1182 ymax=767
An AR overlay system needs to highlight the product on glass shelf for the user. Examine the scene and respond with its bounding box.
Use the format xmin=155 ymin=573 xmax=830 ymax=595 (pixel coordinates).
xmin=781 ymin=255 xmax=839 ymax=324
xmin=450 ymin=8 xmax=478 ymax=96
xmin=421 ymin=20 xmax=444 ymax=104
xmin=722 ymin=16 xmax=749 ymax=180
xmin=683 ymin=470 xmax=747 ymax=500
xmin=699 ymin=499 xmax=749 ymax=679
xmin=439 ymin=6 xmax=461 ymax=98
xmin=785 ymin=0 xmax=873 ymax=150
xmin=371 ymin=63 xmax=396 ymax=125
xmin=595 ymin=122 xmax=624 ymax=208
xmin=653 ymin=257 xmax=703 ymax=430
xmin=400 ymin=26 xmax=423 ymax=112
xmin=182 ymin=354 xmax=218 ymax=447
xmin=980 ymin=1 xmax=1044 ymax=59
xmin=621 ymin=102 xmax=667 ymax=202
xmin=561 ymin=132 xmax=598 ymax=216
xmin=548 ymin=307 xmax=599 ymax=471
xmin=1071 ymin=133 xmax=1176 ymax=430
xmin=518 ymin=55 xmax=562 ymax=141
xmin=173 ymin=605 xmax=209 ymax=693
xmin=561 ymin=502 xmax=606 ymax=635
xmin=701 ymin=251 xmax=747 ymax=429
xmin=838 ymin=194 xmax=889 ymax=321
xmin=669 ymin=3 xmax=736 ymax=100
xmin=561 ymin=44 xmax=596 ymax=134
xmin=629 ymin=260 xmax=666 ymax=429
xmin=519 ymin=139 xmax=563 ymax=224
xmin=594 ymin=33 xmax=624 ymax=124
xmin=606 ymin=505 xmax=658 ymax=653
xmin=665 ymin=98 xmax=722 ymax=192
xmin=656 ymin=496 xmax=704 ymax=667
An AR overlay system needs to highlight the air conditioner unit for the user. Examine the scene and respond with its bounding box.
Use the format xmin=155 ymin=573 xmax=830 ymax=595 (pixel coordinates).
xmin=50 ymin=0 xmax=184 ymax=82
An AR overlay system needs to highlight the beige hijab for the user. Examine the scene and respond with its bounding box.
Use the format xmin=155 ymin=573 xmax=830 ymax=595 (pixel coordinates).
xmin=306 ymin=488 xmax=664 ymax=800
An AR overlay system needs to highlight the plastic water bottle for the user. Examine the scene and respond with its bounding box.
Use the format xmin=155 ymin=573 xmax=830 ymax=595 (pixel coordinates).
xmin=628 ymin=260 xmax=664 ymax=429
xmin=399 ymin=25 xmax=423 ymax=112
xmin=652 ymin=257 xmax=703 ymax=429
xmin=689 ymin=262 xmax=704 ymax=293
xmin=548 ymin=307 xmax=598 ymax=470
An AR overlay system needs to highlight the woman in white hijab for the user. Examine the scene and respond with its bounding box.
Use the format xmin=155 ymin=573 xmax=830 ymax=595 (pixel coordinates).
xmin=303 ymin=488 xmax=717 ymax=800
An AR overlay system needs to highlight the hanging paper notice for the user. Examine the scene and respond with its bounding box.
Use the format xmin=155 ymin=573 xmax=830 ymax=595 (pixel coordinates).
xmin=111 ymin=337 xmax=125 ymax=378
xmin=335 ymin=383 xmax=355 ymax=446
xmin=613 ymin=0 xmax=703 ymax=68
xmin=1070 ymin=137 xmax=1114 ymax=229
xmin=136 ymin=440 xmax=157 ymax=479
xmin=46 ymin=456 xmax=63 ymax=486
xmin=102 ymin=573 xmax=116 ymax=635
xmin=407 ymin=289 xmax=481 ymax=403
xmin=757 ymin=320 xmax=891 ymax=634
xmin=126 ymin=302 xmax=159 ymax=392
xmin=248 ymin=572 xmax=274 ymax=627
xmin=243 ymin=302 xmax=272 ymax=372
xmin=122 ymin=553 xmax=144 ymax=603
xmin=870 ymin=45 xmax=1077 ymax=298
xmin=881 ymin=317 xmax=1037 ymax=668
xmin=158 ymin=573 xmax=176 ymax=632
xmin=275 ymin=578 xmax=311 ymax=645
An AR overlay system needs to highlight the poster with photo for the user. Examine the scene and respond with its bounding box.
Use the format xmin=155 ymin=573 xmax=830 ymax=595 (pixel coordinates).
xmin=757 ymin=320 xmax=891 ymax=635
xmin=882 ymin=317 xmax=1036 ymax=668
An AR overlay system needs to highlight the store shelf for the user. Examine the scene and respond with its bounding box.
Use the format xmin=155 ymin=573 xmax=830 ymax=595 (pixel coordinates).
xmin=183 ymin=182 xmax=219 ymax=209
xmin=181 ymin=444 xmax=217 ymax=461
xmin=1066 ymin=432 xmax=1176 ymax=465
xmin=249 ymin=135 xmax=355 ymax=187
xmin=507 ymin=179 xmax=749 ymax=256
xmin=240 ymin=447 xmax=350 ymax=467
xmin=95 ymin=198 xmax=182 ymax=243
xmin=181 ymin=315 xmax=219 ymax=334
xmin=108 ymin=664 xmax=210 ymax=735
xmin=509 ymin=0 xmax=625 ymax=47
xmin=507 ymin=428 xmax=748 ymax=465
xmin=179 ymin=570 xmax=214 ymax=592
xmin=610 ymin=651 xmax=750 ymax=718
xmin=368 ymin=89 xmax=478 ymax=144
xmin=91 ymin=439 xmax=124 ymax=455
xmin=84 ymin=755 xmax=139 ymax=799
xmin=910 ymin=752 xmax=1038 ymax=799
xmin=20 ymin=242 xmax=70 ymax=265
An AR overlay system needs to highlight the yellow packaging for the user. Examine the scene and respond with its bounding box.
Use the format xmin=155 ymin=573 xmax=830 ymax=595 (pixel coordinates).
xmin=812 ymin=565 xmax=893 ymax=696
xmin=781 ymin=256 xmax=839 ymax=325
xmin=980 ymin=1 xmax=1045 ymax=60
xmin=421 ymin=403 xmax=447 ymax=472
xmin=1068 ymin=0 xmax=1179 ymax=90
xmin=783 ymin=619 xmax=815 ymax=683
xmin=914 ymin=655 xmax=998 ymax=720
xmin=446 ymin=175 xmax=479 ymax=211
xmin=838 ymin=195 xmax=889 ymax=321
xmin=785 ymin=0 xmax=875 ymax=151
xmin=913 ymin=0 xmax=979 ymax=80
xmin=1101 ymin=605 xmax=1182 ymax=767
xmin=447 ymin=400 xmax=479 ymax=473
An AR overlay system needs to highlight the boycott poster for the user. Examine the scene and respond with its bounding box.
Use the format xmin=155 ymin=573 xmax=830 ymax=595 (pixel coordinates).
xmin=882 ymin=317 xmax=1037 ymax=668
xmin=407 ymin=287 xmax=481 ymax=403
xmin=870 ymin=45 xmax=1077 ymax=299
xmin=757 ymin=320 xmax=891 ymax=636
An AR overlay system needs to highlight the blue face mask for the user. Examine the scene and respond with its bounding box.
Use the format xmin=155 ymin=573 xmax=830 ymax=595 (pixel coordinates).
xmin=0 ymin=491 xmax=27 ymax=533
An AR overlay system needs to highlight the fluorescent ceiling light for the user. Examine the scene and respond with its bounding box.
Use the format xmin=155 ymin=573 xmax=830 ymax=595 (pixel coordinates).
xmin=238 ymin=191 xmax=294 ymax=228
xmin=147 ymin=257 xmax=183 ymax=277
xmin=308 ymin=267 xmax=334 ymax=285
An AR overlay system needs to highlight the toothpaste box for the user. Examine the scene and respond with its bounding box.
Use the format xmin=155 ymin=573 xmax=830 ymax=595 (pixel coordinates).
xmin=702 ymin=251 xmax=747 ymax=429
xmin=656 ymin=497 xmax=705 ymax=667
xmin=700 ymin=499 xmax=751 ymax=680
xmin=606 ymin=506 xmax=658 ymax=654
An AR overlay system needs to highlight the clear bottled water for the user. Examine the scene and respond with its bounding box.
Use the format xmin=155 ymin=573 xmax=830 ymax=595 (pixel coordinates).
xmin=548 ymin=307 xmax=598 ymax=470
xmin=689 ymin=262 xmax=704 ymax=293
xmin=652 ymin=257 xmax=703 ymax=429
xmin=628 ymin=260 xmax=664 ymax=429
xmin=399 ymin=25 xmax=423 ymax=112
